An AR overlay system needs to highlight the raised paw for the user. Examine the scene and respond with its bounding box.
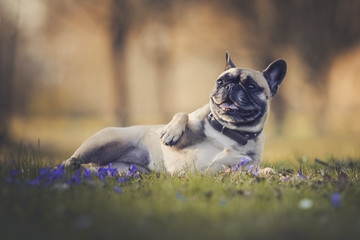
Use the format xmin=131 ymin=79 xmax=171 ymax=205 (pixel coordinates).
xmin=160 ymin=125 xmax=184 ymax=146
xmin=160 ymin=112 xmax=188 ymax=146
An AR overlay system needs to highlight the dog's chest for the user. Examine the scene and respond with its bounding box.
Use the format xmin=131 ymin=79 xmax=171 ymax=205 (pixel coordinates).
xmin=162 ymin=121 xmax=257 ymax=173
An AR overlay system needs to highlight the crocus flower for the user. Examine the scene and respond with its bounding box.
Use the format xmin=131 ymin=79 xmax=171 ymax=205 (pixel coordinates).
xmin=129 ymin=165 xmax=137 ymax=173
xmin=297 ymin=172 xmax=306 ymax=179
xmin=331 ymin=192 xmax=341 ymax=208
xmin=83 ymin=169 xmax=92 ymax=179
xmin=233 ymin=157 xmax=250 ymax=171
xmin=113 ymin=186 xmax=122 ymax=194
xmin=118 ymin=177 xmax=126 ymax=183
xmin=247 ymin=164 xmax=254 ymax=173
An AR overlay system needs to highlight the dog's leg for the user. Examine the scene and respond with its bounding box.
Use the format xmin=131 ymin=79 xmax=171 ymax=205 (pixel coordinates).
xmin=62 ymin=127 xmax=154 ymax=171
xmin=160 ymin=112 xmax=188 ymax=146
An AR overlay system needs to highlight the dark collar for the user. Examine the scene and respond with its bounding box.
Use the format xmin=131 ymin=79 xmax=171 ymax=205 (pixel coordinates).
xmin=207 ymin=113 xmax=262 ymax=145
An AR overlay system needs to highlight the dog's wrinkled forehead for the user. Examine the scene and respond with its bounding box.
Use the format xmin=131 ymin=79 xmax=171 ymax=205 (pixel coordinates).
xmin=218 ymin=68 xmax=269 ymax=89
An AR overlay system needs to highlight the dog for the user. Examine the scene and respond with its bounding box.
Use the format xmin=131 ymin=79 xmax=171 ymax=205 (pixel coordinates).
xmin=63 ymin=52 xmax=286 ymax=174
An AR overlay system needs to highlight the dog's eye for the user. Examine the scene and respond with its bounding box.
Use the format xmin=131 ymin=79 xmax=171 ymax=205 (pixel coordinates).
xmin=217 ymin=79 xmax=223 ymax=86
xmin=247 ymin=84 xmax=256 ymax=89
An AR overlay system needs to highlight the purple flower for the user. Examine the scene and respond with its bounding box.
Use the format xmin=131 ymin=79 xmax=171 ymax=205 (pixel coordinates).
xmin=28 ymin=179 xmax=40 ymax=185
xmin=6 ymin=169 xmax=20 ymax=183
xmin=39 ymin=167 xmax=51 ymax=177
xmin=254 ymin=168 xmax=259 ymax=176
xmin=233 ymin=157 xmax=250 ymax=171
xmin=247 ymin=164 xmax=254 ymax=173
xmin=284 ymin=177 xmax=289 ymax=181
xmin=109 ymin=168 xmax=118 ymax=177
xmin=129 ymin=165 xmax=137 ymax=173
xmin=118 ymin=177 xmax=126 ymax=183
xmin=297 ymin=172 xmax=306 ymax=179
xmin=113 ymin=186 xmax=122 ymax=194
xmin=51 ymin=165 xmax=66 ymax=182
xmin=83 ymin=169 xmax=92 ymax=179
xmin=10 ymin=169 xmax=20 ymax=177
xmin=68 ymin=169 xmax=82 ymax=185
xmin=331 ymin=192 xmax=341 ymax=208
xmin=239 ymin=157 xmax=249 ymax=166
xmin=96 ymin=167 xmax=108 ymax=181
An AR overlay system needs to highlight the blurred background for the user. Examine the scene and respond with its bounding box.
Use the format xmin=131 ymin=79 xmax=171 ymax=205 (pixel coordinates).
xmin=1 ymin=0 xmax=360 ymax=162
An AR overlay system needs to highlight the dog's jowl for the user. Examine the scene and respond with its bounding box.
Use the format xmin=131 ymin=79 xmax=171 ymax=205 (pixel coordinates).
xmin=63 ymin=52 xmax=286 ymax=174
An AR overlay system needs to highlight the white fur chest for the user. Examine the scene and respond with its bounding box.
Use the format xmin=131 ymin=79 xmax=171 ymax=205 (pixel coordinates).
xmin=162 ymin=120 xmax=262 ymax=174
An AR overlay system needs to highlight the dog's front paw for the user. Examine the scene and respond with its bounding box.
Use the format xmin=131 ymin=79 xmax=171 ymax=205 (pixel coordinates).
xmin=160 ymin=112 xmax=188 ymax=146
xmin=62 ymin=157 xmax=81 ymax=170
xmin=160 ymin=125 xmax=184 ymax=146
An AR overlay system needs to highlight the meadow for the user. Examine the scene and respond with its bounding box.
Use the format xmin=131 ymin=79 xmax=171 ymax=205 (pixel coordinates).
xmin=1 ymin=144 xmax=359 ymax=240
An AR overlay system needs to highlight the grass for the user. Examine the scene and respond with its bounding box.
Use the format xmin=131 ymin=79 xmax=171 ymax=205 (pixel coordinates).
xmin=1 ymin=144 xmax=360 ymax=240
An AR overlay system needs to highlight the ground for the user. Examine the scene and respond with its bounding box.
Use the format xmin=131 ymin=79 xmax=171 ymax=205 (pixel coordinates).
xmin=0 ymin=145 xmax=359 ymax=240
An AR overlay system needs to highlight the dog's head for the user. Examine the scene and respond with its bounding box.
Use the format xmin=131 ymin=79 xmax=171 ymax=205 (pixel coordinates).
xmin=210 ymin=52 xmax=286 ymax=132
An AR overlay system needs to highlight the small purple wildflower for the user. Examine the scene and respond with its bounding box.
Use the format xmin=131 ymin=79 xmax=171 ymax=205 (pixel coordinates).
xmin=247 ymin=164 xmax=254 ymax=174
xmin=108 ymin=163 xmax=119 ymax=177
xmin=6 ymin=169 xmax=20 ymax=183
xmin=284 ymin=177 xmax=290 ymax=181
xmin=68 ymin=169 xmax=82 ymax=185
xmin=51 ymin=164 xmax=66 ymax=182
xmin=96 ymin=167 xmax=108 ymax=181
xmin=331 ymin=192 xmax=341 ymax=208
xmin=10 ymin=169 xmax=20 ymax=177
xmin=297 ymin=172 xmax=306 ymax=179
xmin=39 ymin=166 xmax=51 ymax=177
xmin=28 ymin=179 xmax=40 ymax=185
xmin=233 ymin=157 xmax=250 ymax=171
xmin=83 ymin=169 xmax=92 ymax=179
xmin=95 ymin=164 xmax=120 ymax=181
xmin=129 ymin=165 xmax=137 ymax=173
xmin=118 ymin=165 xmax=141 ymax=183
xmin=113 ymin=186 xmax=122 ymax=194
xmin=239 ymin=157 xmax=249 ymax=166
xmin=118 ymin=177 xmax=126 ymax=183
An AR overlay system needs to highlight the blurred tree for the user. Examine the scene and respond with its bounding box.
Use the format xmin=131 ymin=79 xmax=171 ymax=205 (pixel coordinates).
xmin=225 ymin=0 xmax=360 ymax=132
xmin=0 ymin=4 xmax=18 ymax=145
xmin=111 ymin=0 xmax=133 ymax=125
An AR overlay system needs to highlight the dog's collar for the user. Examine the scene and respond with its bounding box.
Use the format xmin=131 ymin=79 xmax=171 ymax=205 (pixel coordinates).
xmin=207 ymin=113 xmax=262 ymax=145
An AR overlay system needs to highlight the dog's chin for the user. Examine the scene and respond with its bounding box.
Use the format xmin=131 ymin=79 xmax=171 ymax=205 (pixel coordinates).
xmin=210 ymin=100 xmax=264 ymax=127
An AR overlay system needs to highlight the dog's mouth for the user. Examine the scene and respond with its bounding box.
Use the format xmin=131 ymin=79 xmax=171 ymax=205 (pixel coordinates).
xmin=217 ymin=100 xmax=258 ymax=116
xmin=218 ymin=101 xmax=239 ymax=112
xmin=213 ymin=98 xmax=263 ymax=124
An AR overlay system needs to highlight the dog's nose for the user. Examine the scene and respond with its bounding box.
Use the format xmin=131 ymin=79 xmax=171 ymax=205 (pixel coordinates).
xmin=229 ymin=86 xmax=250 ymax=105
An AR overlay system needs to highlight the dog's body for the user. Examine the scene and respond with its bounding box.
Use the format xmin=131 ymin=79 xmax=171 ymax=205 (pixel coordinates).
xmin=64 ymin=53 xmax=286 ymax=174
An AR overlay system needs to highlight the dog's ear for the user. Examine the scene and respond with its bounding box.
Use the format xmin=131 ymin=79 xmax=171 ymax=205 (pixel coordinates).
xmin=262 ymin=59 xmax=287 ymax=96
xmin=225 ymin=51 xmax=236 ymax=70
